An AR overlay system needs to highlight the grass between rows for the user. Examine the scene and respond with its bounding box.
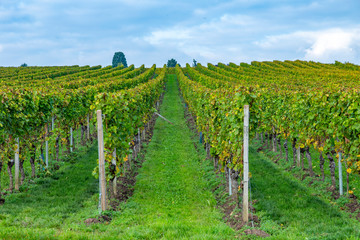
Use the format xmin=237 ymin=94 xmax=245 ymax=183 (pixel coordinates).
xmin=2 ymin=73 xmax=359 ymax=239
xmin=250 ymin=141 xmax=360 ymax=239
xmin=255 ymin=137 xmax=360 ymax=202
xmin=101 ymin=74 xmax=234 ymax=239
xmin=0 ymin=141 xmax=100 ymax=239
xmin=0 ymin=74 xmax=235 ymax=239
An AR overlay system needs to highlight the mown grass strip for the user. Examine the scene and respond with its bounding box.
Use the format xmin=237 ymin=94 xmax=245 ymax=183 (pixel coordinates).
xmin=105 ymin=73 xmax=234 ymax=239
xmin=0 ymin=73 xmax=235 ymax=239
xmin=0 ymin=142 xmax=100 ymax=239
xmin=250 ymin=145 xmax=360 ymax=239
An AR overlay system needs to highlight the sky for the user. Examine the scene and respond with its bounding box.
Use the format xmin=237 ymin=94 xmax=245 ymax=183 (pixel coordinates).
xmin=0 ymin=0 xmax=360 ymax=67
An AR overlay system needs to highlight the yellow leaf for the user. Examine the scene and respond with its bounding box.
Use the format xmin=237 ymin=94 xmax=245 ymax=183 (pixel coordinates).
xmin=347 ymin=168 xmax=352 ymax=174
xmin=349 ymin=190 xmax=354 ymax=194
xmin=123 ymin=155 xmax=128 ymax=162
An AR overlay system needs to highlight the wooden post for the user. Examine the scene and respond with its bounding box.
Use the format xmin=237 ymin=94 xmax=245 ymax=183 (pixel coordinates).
xmin=97 ymin=110 xmax=107 ymax=212
xmin=339 ymin=152 xmax=343 ymax=196
xmin=112 ymin=148 xmax=117 ymax=196
xmin=70 ymin=127 xmax=73 ymax=152
xmin=15 ymin=138 xmax=20 ymax=191
xmin=243 ymin=105 xmax=249 ymax=223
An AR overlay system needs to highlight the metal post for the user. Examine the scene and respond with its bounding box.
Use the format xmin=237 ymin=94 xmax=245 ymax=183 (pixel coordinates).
xmin=297 ymin=146 xmax=301 ymax=167
xmin=228 ymin=166 xmax=232 ymax=195
xmin=339 ymin=152 xmax=343 ymax=195
xmin=138 ymin=128 xmax=141 ymax=152
xmin=52 ymin=115 xmax=55 ymax=131
xmin=45 ymin=140 xmax=49 ymax=167
xmin=70 ymin=127 xmax=73 ymax=152
xmin=112 ymin=148 xmax=117 ymax=196
xmin=15 ymin=138 xmax=20 ymax=191
xmin=45 ymin=123 xmax=49 ymax=167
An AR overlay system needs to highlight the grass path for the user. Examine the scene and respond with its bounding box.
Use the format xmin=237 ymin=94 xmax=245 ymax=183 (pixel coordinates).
xmin=105 ymin=74 xmax=234 ymax=239
xmin=0 ymin=73 xmax=234 ymax=239
xmin=0 ymin=144 xmax=100 ymax=239
xmin=250 ymin=146 xmax=360 ymax=239
xmin=2 ymin=73 xmax=359 ymax=240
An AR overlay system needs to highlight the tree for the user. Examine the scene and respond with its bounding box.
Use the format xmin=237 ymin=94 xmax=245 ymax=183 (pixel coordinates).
xmin=112 ymin=52 xmax=128 ymax=68
xmin=192 ymin=59 xmax=197 ymax=67
xmin=20 ymin=63 xmax=28 ymax=67
xmin=167 ymin=58 xmax=180 ymax=68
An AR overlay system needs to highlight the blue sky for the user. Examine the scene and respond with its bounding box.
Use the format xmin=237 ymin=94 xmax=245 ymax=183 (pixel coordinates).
xmin=0 ymin=0 xmax=360 ymax=67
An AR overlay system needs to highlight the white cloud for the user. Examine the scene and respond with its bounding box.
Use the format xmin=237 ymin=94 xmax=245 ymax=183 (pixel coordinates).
xmin=255 ymin=27 xmax=360 ymax=62
xmin=142 ymin=14 xmax=256 ymax=63
xmin=305 ymin=28 xmax=358 ymax=60
xmin=1 ymin=0 xmax=360 ymax=66
xmin=144 ymin=29 xmax=192 ymax=45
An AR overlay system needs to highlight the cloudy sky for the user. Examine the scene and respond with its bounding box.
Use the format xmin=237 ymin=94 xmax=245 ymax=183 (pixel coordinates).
xmin=0 ymin=0 xmax=359 ymax=67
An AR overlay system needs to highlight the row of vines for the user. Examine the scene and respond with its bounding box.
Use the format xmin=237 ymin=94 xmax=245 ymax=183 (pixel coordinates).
xmin=177 ymin=60 xmax=360 ymax=199
xmin=0 ymin=64 xmax=166 ymax=201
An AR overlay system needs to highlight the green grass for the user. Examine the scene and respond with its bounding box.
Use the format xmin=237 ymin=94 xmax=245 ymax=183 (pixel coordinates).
xmin=2 ymin=73 xmax=360 ymax=239
xmin=0 ymin=123 xmax=97 ymax=193
xmin=265 ymin=137 xmax=360 ymax=196
xmin=252 ymin=137 xmax=360 ymax=218
xmin=0 ymin=74 xmax=235 ymax=239
xmin=103 ymin=74 xmax=235 ymax=239
xmin=249 ymin=145 xmax=360 ymax=239
xmin=0 ymin=142 xmax=100 ymax=239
